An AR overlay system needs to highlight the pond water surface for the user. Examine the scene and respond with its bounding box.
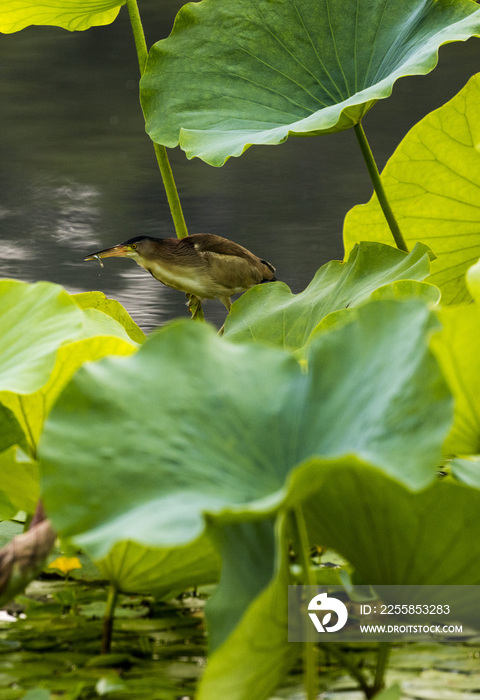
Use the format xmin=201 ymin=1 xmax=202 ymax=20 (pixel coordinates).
xmin=0 ymin=572 xmax=479 ymax=699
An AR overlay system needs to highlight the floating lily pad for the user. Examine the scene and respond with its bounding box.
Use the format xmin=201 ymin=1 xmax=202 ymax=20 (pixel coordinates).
xmin=371 ymin=686 xmax=402 ymax=700
xmin=21 ymin=691 xmax=50 ymax=700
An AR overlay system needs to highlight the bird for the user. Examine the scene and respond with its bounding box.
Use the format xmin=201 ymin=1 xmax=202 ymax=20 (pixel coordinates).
xmin=84 ymin=233 xmax=276 ymax=316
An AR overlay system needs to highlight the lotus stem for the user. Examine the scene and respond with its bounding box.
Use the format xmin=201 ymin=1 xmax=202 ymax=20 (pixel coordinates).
xmin=318 ymin=642 xmax=373 ymax=697
xmin=153 ymin=143 xmax=189 ymax=240
xmin=291 ymin=506 xmax=317 ymax=700
xmin=101 ymin=583 xmax=119 ymax=654
xmin=373 ymin=643 xmax=391 ymax=693
xmin=354 ymin=121 xmax=408 ymax=253
xmin=125 ymin=0 xmax=189 ymax=241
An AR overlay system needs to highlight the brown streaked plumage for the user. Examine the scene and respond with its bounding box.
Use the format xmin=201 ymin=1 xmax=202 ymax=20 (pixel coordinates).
xmin=84 ymin=233 xmax=276 ymax=312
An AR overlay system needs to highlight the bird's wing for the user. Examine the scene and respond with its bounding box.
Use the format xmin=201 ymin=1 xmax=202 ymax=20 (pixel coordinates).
xmin=185 ymin=234 xmax=275 ymax=289
xmin=189 ymin=234 xmax=254 ymax=259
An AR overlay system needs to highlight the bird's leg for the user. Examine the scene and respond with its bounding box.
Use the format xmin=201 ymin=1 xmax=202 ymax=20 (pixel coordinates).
xmin=187 ymin=294 xmax=205 ymax=321
xmin=221 ymin=297 xmax=232 ymax=313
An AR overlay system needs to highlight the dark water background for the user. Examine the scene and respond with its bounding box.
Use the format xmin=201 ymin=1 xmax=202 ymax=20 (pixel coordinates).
xmin=0 ymin=3 xmax=479 ymax=331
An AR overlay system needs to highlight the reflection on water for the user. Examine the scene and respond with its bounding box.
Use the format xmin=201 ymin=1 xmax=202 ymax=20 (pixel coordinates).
xmin=0 ymin=4 xmax=479 ymax=332
xmin=45 ymin=184 xmax=100 ymax=249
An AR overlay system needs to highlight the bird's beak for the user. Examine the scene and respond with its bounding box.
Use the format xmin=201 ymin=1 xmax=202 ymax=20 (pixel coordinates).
xmin=84 ymin=244 xmax=130 ymax=261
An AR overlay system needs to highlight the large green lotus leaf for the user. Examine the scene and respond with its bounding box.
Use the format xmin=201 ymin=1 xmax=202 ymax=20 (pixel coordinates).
xmin=73 ymin=292 xmax=146 ymax=344
xmin=224 ymin=241 xmax=433 ymax=351
xmin=40 ymin=300 xmax=451 ymax=567
xmin=73 ymin=307 xmax=138 ymax=346
xmin=310 ymin=279 xmax=440 ymax=335
xmin=202 ymin=474 xmax=480 ymax=700
xmin=430 ymin=301 xmax=480 ymax=455
xmin=0 ymin=0 xmax=125 ymax=33
xmin=450 ymin=456 xmax=480 ymax=488
xmin=0 ymin=447 xmax=39 ymax=515
xmin=0 ymin=402 xmax=28 ymax=454
xmin=0 ymin=403 xmax=36 ymax=516
xmin=0 ymin=280 xmax=137 ymax=448
xmin=1 ymin=334 xmax=136 ymax=449
xmin=0 ymin=489 xmax=17 ymax=520
xmin=344 ymin=72 xmax=480 ymax=304
xmin=304 ymin=466 xmax=480 ymax=585
xmin=140 ymin=0 xmax=480 ymax=165
xmin=438 ymin=261 xmax=480 ymax=457
xmin=0 ymin=280 xmax=83 ymax=395
xmin=198 ymin=516 xmax=296 ymax=700
xmin=369 ymin=279 xmax=440 ymax=304
xmin=94 ymin=537 xmax=220 ymax=597
xmin=205 ymin=519 xmax=277 ymax=652
xmin=200 ymin=479 xmax=475 ymax=700
xmin=466 ymin=257 xmax=480 ymax=301
xmin=0 ymin=339 xmax=135 ymax=515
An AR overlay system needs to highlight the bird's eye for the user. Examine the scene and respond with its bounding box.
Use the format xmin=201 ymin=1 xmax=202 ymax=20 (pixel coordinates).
xmin=131 ymin=243 xmax=137 ymax=249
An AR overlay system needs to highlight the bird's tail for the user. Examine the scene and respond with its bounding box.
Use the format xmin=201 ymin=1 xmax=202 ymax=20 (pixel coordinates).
xmin=260 ymin=276 xmax=277 ymax=283
xmin=261 ymin=259 xmax=277 ymax=281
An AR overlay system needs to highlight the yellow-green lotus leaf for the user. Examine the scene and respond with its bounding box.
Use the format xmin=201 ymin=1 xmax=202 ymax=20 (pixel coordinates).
xmin=344 ymin=73 xmax=480 ymax=304
xmin=0 ymin=0 xmax=125 ymax=33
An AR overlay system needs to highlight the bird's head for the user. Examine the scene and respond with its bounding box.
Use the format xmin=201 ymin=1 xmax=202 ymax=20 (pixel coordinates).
xmin=84 ymin=236 xmax=161 ymax=264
